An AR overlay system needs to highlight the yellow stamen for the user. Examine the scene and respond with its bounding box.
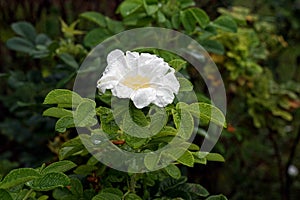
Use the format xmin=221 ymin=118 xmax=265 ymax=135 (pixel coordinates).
xmin=122 ymin=75 xmax=151 ymax=90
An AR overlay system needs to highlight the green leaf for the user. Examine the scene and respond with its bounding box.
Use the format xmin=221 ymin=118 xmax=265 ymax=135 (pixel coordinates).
xmin=206 ymin=194 xmax=228 ymax=200
xmin=193 ymin=152 xmax=224 ymax=163
xmin=163 ymin=148 xmax=194 ymax=167
xmin=59 ymin=137 xmax=85 ymax=160
xmin=122 ymin=14 xmax=152 ymax=26
xmin=27 ymin=172 xmax=70 ymax=191
xmin=43 ymin=107 xmax=73 ymax=118
xmin=126 ymin=135 xmax=148 ymax=149
xmin=186 ymin=183 xmax=209 ymax=197
xmin=38 ymin=195 xmax=50 ymax=200
xmin=52 ymin=187 xmax=75 ymax=200
xmin=211 ymin=16 xmax=237 ymax=32
xmin=0 ymin=189 xmax=13 ymax=200
xmin=171 ymin=13 xmax=181 ymax=29
xmin=92 ymin=192 xmax=121 ymax=200
xmin=187 ymin=8 xmax=210 ymax=28
xmin=6 ymin=37 xmax=35 ymax=53
xmin=177 ymin=109 xmax=194 ymax=140
xmin=178 ymin=77 xmax=193 ymax=92
xmin=55 ymin=116 xmax=75 ymax=133
xmin=96 ymin=107 xmax=119 ymax=134
xmin=106 ymin=18 xmax=125 ymax=33
xmin=118 ymin=0 xmax=143 ymax=17
xmin=164 ymin=164 xmax=181 ymax=179
xmin=177 ymin=150 xmax=194 ymax=167
xmin=171 ymin=109 xmax=181 ymax=129
xmin=101 ymin=188 xmax=123 ymax=197
xmin=169 ymin=59 xmax=187 ymax=71
xmin=148 ymin=135 xmax=174 ymax=145
xmin=192 ymin=151 xmax=208 ymax=159
xmin=179 ymin=0 xmax=195 ymax=9
xmin=193 ymin=156 xmax=207 ymax=164
xmin=35 ymin=33 xmax=51 ymax=45
xmin=148 ymin=106 xmax=168 ymax=134
xmin=42 ymin=161 xmax=77 ymax=174
xmin=80 ymin=12 xmax=106 ymax=27
xmin=73 ymin=165 xmax=98 ymax=175
xmin=74 ymin=101 xmax=97 ymax=127
xmin=178 ymin=102 xmax=226 ymax=127
xmin=87 ymin=156 xmax=99 ymax=166
xmin=125 ymin=193 xmax=143 ymax=200
xmin=157 ymin=11 xmax=166 ymax=23
xmin=0 ymin=168 xmax=40 ymax=189
xmin=69 ymin=178 xmax=84 ymax=196
xmin=143 ymin=0 xmax=158 ymax=15
xmin=58 ymin=53 xmax=79 ymax=69
xmin=180 ymin=10 xmax=196 ymax=33
xmin=271 ymin=109 xmax=293 ymax=121
xmin=205 ymin=153 xmax=225 ymax=162
xmin=144 ymin=153 xmax=161 ymax=170
xmin=159 ymin=176 xmax=187 ymax=192
xmin=129 ymin=103 xmax=149 ymax=126
xmin=43 ymin=89 xmax=82 ymax=107
xmin=153 ymin=126 xmax=177 ymax=138
xmin=11 ymin=21 xmax=37 ymax=42
xmin=84 ymin=28 xmax=110 ymax=48
xmin=188 ymin=143 xmax=200 ymax=151
xmin=113 ymin=99 xmax=164 ymax=138
xmin=200 ymin=40 xmax=225 ymax=55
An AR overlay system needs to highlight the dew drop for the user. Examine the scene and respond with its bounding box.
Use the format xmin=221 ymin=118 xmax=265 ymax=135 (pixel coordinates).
xmin=93 ymin=139 xmax=101 ymax=145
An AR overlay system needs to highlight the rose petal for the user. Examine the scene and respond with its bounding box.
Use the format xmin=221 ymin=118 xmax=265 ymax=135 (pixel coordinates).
xmin=107 ymin=49 xmax=124 ymax=63
xmin=153 ymin=88 xmax=175 ymax=107
xmin=162 ymin=72 xmax=180 ymax=94
xmin=112 ymin=83 xmax=134 ymax=98
xmin=125 ymin=51 xmax=139 ymax=69
xmin=138 ymin=62 xmax=170 ymax=78
xmin=97 ymin=79 xmax=119 ymax=93
xmin=131 ymin=88 xmax=156 ymax=109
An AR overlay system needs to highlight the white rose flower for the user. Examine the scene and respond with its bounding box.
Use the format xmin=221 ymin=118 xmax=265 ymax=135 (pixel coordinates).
xmin=97 ymin=49 xmax=180 ymax=109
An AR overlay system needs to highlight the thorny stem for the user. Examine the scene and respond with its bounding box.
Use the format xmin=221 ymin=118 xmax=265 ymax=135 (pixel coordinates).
xmin=269 ymin=133 xmax=286 ymax=200
xmin=285 ymin=122 xmax=300 ymax=200
xmin=129 ymin=173 xmax=138 ymax=193
xmin=22 ymin=189 xmax=34 ymax=200
xmin=122 ymin=173 xmax=139 ymax=199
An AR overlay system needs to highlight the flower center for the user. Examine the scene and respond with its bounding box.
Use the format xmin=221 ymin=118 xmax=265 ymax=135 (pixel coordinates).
xmin=122 ymin=75 xmax=151 ymax=90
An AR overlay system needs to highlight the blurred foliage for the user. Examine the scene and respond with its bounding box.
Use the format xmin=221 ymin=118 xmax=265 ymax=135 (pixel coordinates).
xmin=0 ymin=0 xmax=300 ymax=200
xmin=205 ymin=3 xmax=300 ymax=200
xmin=0 ymin=0 xmax=231 ymax=199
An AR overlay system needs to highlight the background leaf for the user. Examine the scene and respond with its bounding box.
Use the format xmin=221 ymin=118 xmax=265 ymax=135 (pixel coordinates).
xmin=74 ymin=101 xmax=97 ymax=127
xmin=43 ymin=107 xmax=73 ymax=118
xmin=164 ymin=164 xmax=181 ymax=179
xmin=6 ymin=37 xmax=34 ymax=53
xmin=187 ymin=8 xmax=210 ymax=28
xmin=0 ymin=189 xmax=13 ymax=200
xmin=42 ymin=160 xmax=77 ymax=174
xmin=92 ymin=192 xmax=121 ymax=200
xmin=80 ymin=12 xmax=106 ymax=27
xmin=0 ymin=168 xmax=40 ymax=189
xmin=118 ymin=0 xmax=143 ymax=17
xmin=11 ymin=21 xmax=37 ymax=42
xmin=27 ymin=172 xmax=70 ymax=191
xmin=211 ymin=16 xmax=237 ymax=32
xmin=55 ymin=116 xmax=75 ymax=133
xmin=43 ymin=89 xmax=82 ymax=107
xmin=206 ymin=194 xmax=228 ymax=200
